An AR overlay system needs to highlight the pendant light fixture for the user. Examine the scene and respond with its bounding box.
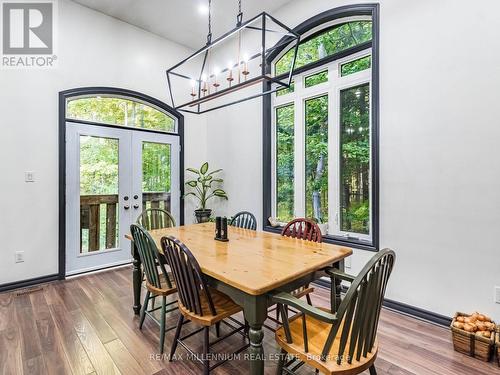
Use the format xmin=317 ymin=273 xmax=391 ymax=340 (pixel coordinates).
xmin=166 ymin=0 xmax=300 ymax=114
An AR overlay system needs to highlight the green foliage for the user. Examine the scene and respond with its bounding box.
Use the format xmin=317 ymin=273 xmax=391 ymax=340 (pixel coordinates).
xmin=304 ymin=70 xmax=328 ymax=88
xmin=305 ymin=95 xmax=328 ymax=222
xmin=67 ymin=97 xmax=175 ymax=132
xmin=142 ymin=142 xmax=171 ymax=193
xmin=80 ymin=136 xmax=118 ymax=195
xmin=340 ymin=84 xmax=370 ymax=234
xmin=184 ymin=162 xmax=228 ymax=210
xmin=275 ymin=21 xmax=372 ymax=75
xmin=276 ymin=81 xmax=295 ymax=97
xmin=276 ymin=105 xmax=294 ymax=222
xmin=341 ymin=55 xmax=372 ymax=76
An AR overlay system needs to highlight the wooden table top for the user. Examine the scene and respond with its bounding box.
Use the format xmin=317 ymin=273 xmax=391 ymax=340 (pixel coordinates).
xmin=129 ymin=223 xmax=352 ymax=296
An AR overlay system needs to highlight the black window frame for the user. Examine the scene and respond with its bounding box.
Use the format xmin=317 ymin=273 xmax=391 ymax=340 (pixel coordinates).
xmin=262 ymin=3 xmax=380 ymax=252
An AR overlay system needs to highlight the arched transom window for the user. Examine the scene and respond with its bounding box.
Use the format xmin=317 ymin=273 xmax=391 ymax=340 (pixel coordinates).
xmin=67 ymin=95 xmax=177 ymax=133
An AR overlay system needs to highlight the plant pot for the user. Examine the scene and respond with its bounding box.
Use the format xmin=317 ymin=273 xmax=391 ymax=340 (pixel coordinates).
xmin=318 ymin=223 xmax=329 ymax=236
xmin=194 ymin=209 xmax=212 ymax=223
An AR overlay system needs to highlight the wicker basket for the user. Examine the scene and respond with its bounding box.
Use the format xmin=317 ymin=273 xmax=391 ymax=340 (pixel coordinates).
xmin=450 ymin=312 xmax=495 ymax=362
xmin=496 ymin=325 xmax=500 ymax=366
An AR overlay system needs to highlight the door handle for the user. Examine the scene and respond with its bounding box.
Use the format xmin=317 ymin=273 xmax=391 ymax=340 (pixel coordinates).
xmin=133 ymin=204 xmax=140 ymax=209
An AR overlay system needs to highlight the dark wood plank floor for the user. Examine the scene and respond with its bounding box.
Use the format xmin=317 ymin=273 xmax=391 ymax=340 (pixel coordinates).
xmin=0 ymin=266 xmax=498 ymax=375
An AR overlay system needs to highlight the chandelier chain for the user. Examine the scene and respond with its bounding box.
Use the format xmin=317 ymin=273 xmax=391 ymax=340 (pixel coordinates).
xmin=207 ymin=0 xmax=212 ymax=43
xmin=237 ymin=0 xmax=243 ymax=25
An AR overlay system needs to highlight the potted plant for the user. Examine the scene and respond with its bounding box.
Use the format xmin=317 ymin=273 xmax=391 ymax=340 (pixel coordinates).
xmin=184 ymin=162 xmax=228 ymax=223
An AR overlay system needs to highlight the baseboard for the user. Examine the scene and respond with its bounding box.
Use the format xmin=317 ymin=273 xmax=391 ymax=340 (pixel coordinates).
xmin=312 ymin=280 xmax=452 ymax=327
xmin=0 ymin=274 xmax=60 ymax=293
xmin=382 ymin=298 xmax=452 ymax=327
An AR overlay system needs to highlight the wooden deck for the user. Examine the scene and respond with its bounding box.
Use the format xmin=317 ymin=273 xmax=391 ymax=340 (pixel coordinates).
xmin=0 ymin=266 xmax=498 ymax=374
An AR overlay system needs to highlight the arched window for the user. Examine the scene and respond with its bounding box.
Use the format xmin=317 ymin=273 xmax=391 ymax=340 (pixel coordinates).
xmin=274 ymin=20 xmax=372 ymax=75
xmin=67 ymin=95 xmax=177 ymax=133
xmin=264 ymin=5 xmax=379 ymax=251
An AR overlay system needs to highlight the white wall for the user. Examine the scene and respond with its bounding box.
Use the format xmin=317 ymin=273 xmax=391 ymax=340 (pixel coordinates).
xmin=205 ymin=0 xmax=500 ymax=318
xmin=0 ymin=0 xmax=206 ymax=284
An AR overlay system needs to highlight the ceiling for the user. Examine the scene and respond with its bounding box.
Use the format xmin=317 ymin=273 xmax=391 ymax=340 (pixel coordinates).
xmin=73 ymin=0 xmax=294 ymax=49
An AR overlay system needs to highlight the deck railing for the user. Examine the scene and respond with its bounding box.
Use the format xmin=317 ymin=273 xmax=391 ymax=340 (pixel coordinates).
xmin=80 ymin=192 xmax=171 ymax=252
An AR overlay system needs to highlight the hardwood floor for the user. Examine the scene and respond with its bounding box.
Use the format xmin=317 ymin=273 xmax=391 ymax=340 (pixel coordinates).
xmin=0 ymin=266 xmax=498 ymax=375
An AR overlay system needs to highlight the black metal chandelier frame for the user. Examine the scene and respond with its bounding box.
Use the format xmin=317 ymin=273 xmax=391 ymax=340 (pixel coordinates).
xmin=166 ymin=10 xmax=300 ymax=114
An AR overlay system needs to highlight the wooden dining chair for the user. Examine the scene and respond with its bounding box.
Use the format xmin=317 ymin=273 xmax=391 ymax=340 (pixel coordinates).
xmin=230 ymin=211 xmax=257 ymax=230
xmin=130 ymin=224 xmax=178 ymax=354
xmin=161 ymin=235 xmax=249 ymax=374
xmin=281 ymin=218 xmax=322 ymax=305
xmin=272 ymin=248 xmax=396 ymax=375
xmin=281 ymin=217 xmax=322 ymax=243
xmin=137 ymin=208 xmax=176 ymax=230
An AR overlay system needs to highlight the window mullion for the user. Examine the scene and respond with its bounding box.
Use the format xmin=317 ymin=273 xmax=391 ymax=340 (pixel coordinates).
xmin=294 ymin=77 xmax=305 ymax=218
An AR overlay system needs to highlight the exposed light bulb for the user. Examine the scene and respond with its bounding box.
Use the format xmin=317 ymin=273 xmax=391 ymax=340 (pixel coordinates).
xmin=190 ymin=79 xmax=196 ymax=88
xmin=201 ymin=73 xmax=207 ymax=82
xmin=198 ymin=4 xmax=209 ymax=15
xmin=227 ymin=61 xmax=233 ymax=70
xmin=243 ymin=53 xmax=249 ymax=63
xmin=213 ymin=66 xmax=220 ymax=76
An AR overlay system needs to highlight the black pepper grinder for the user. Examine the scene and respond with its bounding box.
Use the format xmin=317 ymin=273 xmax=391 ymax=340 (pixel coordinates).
xmin=221 ymin=217 xmax=228 ymax=240
xmin=215 ymin=216 xmax=222 ymax=239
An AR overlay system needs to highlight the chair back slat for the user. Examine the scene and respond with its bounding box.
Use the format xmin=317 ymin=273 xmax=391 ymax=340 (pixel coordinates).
xmin=322 ymin=249 xmax=395 ymax=365
xmin=281 ymin=218 xmax=322 ymax=243
xmin=161 ymin=236 xmax=216 ymax=317
xmin=137 ymin=208 xmax=176 ymax=231
xmin=231 ymin=211 xmax=257 ymax=230
xmin=130 ymin=224 xmax=172 ymax=290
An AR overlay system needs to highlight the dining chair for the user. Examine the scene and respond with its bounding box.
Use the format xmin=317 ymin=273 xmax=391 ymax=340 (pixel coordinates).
xmin=230 ymin=211 xmax=257 ymax=230
xmin=272 ymin=248 xmax=395 ymax=375
xmin=137 ymin=207 xmax=176 ymax=230
xmin=161 ymin=235 xmax=249 ymax=374
xmin=130 ymin=224 xmax=178 ymax=354
xmin=281 ymin=218 xmax=322 ymax=305
xmin=281 ymin=217 xmax=322 ymax=243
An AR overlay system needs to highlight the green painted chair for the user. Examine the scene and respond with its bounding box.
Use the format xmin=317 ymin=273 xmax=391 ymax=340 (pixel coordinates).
xmin=137 ymin=208 xmax=176 ymax=230
xmin=272 ymin=248 xmax=395 ymax=375
xmin=130 ymin=224 xmax=178 ymax=354
xmin=230 ymin=211 xmax=257 ymax=230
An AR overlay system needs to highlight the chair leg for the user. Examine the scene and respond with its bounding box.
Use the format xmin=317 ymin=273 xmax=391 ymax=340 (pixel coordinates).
xmin=169 ymin=314 xmax=184 ymax=361
xmin=159 ymin=296 xmax=167 ymax=354
xmin=215 ymin=322 xmax=221 ymax=338
xmin=276 ymin=305 xmax=280 ymax=323
xmin=369 ymin=365 xmax=377 ymax=375
xmin=203 ymin=326 xmax=210 ymax=375
xmin=306 ymin=293 xmax=312 ymax=305
xmin=276 ymin=348 xmax=287 ymax=375
xmin=139 ymin=291 xmax=150 ymax=329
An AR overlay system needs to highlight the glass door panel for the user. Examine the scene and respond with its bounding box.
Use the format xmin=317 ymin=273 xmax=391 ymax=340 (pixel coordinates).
xmin=132 ymin=132 xmax=180 ymax=226
xmin=79 ymin=135 xmax=119 ymax=253
xmin=66 ymin=123 xmax=132 ymax=275
xmin=142 ymin=142 xmax=172 ymax=212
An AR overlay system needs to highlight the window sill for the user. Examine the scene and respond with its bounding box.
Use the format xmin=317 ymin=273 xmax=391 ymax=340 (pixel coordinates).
xmin=263 ymin=225 xmax=378 ymax=252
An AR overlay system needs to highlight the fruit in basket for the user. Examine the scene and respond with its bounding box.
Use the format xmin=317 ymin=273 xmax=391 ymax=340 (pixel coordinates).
xmin=454 ymin=312 xmax=495 ymax=337
xmin=464 ymin=323 xmax=477 ymax=332
xmin=476 ymin=331 xmax=492 ymax=338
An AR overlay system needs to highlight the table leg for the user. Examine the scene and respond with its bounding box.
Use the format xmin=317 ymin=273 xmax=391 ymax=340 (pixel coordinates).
xmin=131 ymin=240 xmax=142 ymax=315
xmin=333 ymin=259 xmax=345 ymax=312
xmin=243 ymin=295 xmax=267 ymax=375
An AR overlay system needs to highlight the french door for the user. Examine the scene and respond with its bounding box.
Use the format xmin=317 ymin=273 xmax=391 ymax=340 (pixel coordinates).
xmin=65 ymin=122 xmax=180 ymax=275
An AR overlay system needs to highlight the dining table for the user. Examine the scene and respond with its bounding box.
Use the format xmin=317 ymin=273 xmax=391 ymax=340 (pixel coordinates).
xmin=127 ymin=222 xmax=352 ymax=375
